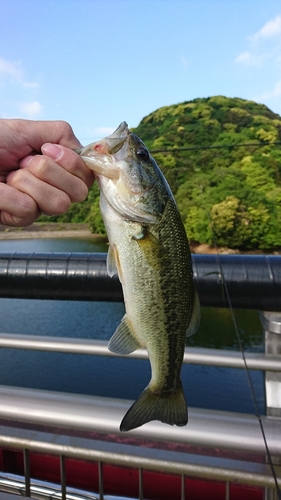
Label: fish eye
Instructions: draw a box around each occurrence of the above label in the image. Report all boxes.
[136,147,149,160]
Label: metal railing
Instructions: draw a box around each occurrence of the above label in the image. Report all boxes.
[0,253,280,310]
[0,253,280,500]
[0,334,280,371]
[0,424,279,499]
[0,385,280,455]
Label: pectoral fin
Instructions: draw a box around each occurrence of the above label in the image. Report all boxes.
[186,291,201,337]
[133,227,166,270]
[107,245,117,277]
[108,314,142,354]
[107,244,123,281]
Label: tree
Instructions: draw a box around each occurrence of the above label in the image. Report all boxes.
[43,96,281,250]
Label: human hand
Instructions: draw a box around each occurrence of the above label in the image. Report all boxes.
[0,119,94,226]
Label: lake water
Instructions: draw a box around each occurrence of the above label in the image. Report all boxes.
[0,237,265,415]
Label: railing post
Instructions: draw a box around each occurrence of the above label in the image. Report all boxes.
[98,461,104,500]
[260,312,281,418]
[260,312,281,500]
[23,448,30,497]
[60,454,66,500]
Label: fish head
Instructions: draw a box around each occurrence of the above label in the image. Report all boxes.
[79,123,171,224]
[78,121,129,179]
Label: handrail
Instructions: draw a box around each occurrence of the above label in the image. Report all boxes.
[0,254,280,496]
[0,473,97,500]
[0,335,280,371]
[0,425,280,490]
[0,424,280,490]
[0,252,280,310]
[0,386,280,457]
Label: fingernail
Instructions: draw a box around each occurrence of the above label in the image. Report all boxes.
[41,143,64,161]
[19,155,34,168]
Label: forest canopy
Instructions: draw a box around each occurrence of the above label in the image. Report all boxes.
[42,96,281,250]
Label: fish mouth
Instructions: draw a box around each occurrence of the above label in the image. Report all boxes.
[107,121,129,142]
[79,121,130,157]
[104,121,130,154]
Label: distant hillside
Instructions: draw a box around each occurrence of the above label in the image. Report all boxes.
[42,96,281,250]
[132,96,281,250]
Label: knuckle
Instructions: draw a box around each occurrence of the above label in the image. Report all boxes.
[23,195,36,211]
[55,120,75,141]
[64,160,77,175]
[17,195,38,223]
[71,182,89,203]
[31,156,52,178]
[61,151,83,174]
[20,195,37,215]
[50,193,71,215]
[7,169,28,188]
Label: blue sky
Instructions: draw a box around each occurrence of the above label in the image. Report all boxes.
[1,0,281,143]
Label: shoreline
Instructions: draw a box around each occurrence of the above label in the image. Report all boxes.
[0,230,95,240]
[0,223,97,240]
[0,231,94,240]
[0,223,279,254]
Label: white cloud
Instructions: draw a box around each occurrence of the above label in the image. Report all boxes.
[0,56,39,88]
[0,56,42,118]
[257,80,281,100]
[249,14,281,42]
[23,81,40,89]
[95,127,116,136]
[80,126,116,143]
[18,101,42,117]
[0,56,22,80]
[181,56,190,70]
[234,51,264,66]
[234,15,281,68]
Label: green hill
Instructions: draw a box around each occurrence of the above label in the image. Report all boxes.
[43,96,281,250]
[132,96,281,250]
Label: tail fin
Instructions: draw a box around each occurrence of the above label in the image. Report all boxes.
[120,381,188,432]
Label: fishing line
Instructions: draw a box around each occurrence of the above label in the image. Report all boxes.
[150,140,281,154]
[150,133,281,491]
[211,233,281,499]
[148,127,281,491]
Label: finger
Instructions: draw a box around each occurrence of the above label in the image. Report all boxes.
[19,155,35,169]
[7,168,71,216]
[23,120,83,151]
[41,143,95,188]
[0,182,40,227]
[0,120,83,171]
[19,154,90,203]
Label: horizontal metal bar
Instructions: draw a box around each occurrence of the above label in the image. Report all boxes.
[0,472,99,499]
[0,386,280,457]
[0,493,30,500]
[0,252,280,310]
[183,346,281,371]
[0,424,280,489]
[0,335,280,372]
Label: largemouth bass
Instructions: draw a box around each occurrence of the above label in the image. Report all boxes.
[78,122,200,432]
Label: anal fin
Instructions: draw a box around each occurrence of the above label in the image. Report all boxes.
[108,314,142,355]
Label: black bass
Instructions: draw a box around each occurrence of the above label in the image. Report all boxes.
[78,122,200,432]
